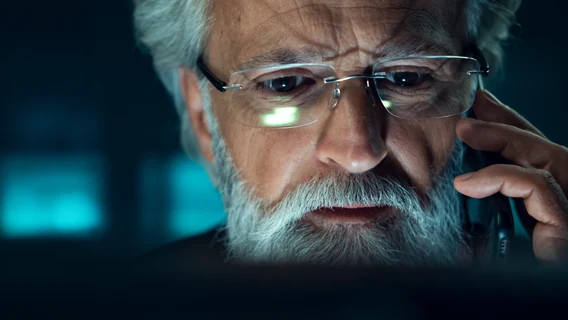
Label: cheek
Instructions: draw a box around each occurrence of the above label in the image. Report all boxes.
[216,109,312,201]
[211,94,312,201]
[429,117,461,170]
[385,116,458,194]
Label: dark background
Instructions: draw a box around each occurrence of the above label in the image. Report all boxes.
[1,0,567,258]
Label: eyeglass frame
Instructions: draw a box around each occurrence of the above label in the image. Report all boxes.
[196,43,489,94]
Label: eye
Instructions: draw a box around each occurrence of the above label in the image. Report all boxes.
[386,72,426,87]
[261,76,313,93]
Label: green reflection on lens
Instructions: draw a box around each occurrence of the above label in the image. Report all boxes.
[382,100,393,109]
[261,107,299,127]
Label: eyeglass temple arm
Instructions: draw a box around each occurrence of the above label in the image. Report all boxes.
[197,56,228,92]
[468,44,490,77]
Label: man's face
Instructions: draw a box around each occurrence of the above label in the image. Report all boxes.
[195,0,472,265]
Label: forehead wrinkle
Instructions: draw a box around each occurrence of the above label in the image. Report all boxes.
[232,21,340,72]
[231,5,341,71]
[225,1,458,73]
[247,3,410,45]
[369,6,456,59]
[402,6,454,49]
[232,5,398,70]
[253,2,410,29]
[374,39,454,61]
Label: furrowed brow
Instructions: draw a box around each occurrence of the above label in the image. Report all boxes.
[233,39,454,72]
[233,48,324,72]
[374,40,455,61]
[371,6,457,60]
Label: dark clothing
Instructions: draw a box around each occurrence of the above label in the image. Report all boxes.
[141,229,227,268]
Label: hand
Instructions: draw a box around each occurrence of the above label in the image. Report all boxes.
[454,90,568,266]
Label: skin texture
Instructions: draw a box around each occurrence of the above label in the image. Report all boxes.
[181,0,568,265]
[191,0,467,204]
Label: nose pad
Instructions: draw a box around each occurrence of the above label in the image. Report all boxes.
[365,79,376,107]
[328,80,377,110]
[328,83,341,110]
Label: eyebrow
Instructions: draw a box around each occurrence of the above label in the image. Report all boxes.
[233,48,324,71]
[375,40,455,60]
[233,40,454,72]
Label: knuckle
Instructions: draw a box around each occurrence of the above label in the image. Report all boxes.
[503,139,519,158]
[534,168,555,186]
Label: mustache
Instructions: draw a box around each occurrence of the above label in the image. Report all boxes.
[264,171,425,221]
[244,171,431,249]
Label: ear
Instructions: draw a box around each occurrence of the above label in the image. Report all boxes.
[179,68,215,165]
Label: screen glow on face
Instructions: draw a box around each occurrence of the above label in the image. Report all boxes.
[260,106,300,127]
[224,57,480,127]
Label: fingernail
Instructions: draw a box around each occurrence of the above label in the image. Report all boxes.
[456,173,474,181]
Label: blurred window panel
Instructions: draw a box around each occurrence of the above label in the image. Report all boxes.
[167,155,225,238]
[139,155,225,248]
[0,154,105,238]
[139,156,167,247]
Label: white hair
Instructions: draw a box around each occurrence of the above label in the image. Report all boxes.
[133,0,212,168]
[133,0,522,173]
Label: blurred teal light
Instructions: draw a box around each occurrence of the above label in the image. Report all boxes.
[168,156,225,237]
[1,154,104,238]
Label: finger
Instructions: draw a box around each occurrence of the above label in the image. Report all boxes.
[533,223,568,264]
[454,165,568,263]
[456,118,568,193]
[472,90,547,139]
[454,164,568,226]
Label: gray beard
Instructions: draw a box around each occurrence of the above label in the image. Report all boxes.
[202,84,469,267]
[210,129,469,267]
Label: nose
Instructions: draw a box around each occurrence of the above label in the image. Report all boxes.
[316,83,387,174]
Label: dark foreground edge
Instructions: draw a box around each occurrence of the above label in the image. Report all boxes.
[0,240,566,319]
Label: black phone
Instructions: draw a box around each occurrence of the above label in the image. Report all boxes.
[464,106,534,266]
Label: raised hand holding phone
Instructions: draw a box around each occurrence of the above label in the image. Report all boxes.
[454,90,568,266]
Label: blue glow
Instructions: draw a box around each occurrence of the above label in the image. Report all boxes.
[139,157,164,236]
[168,156,225,237]
[0,154,104,238]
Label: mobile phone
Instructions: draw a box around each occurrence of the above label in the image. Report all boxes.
[464,106,518,265]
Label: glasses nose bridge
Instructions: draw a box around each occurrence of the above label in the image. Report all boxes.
[325,74,383,110]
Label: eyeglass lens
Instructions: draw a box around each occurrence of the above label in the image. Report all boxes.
[226,57,480,128]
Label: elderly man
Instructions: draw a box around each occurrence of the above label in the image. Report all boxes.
[133,0,568,267]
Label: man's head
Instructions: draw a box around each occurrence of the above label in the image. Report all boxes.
[134,0,521,266]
